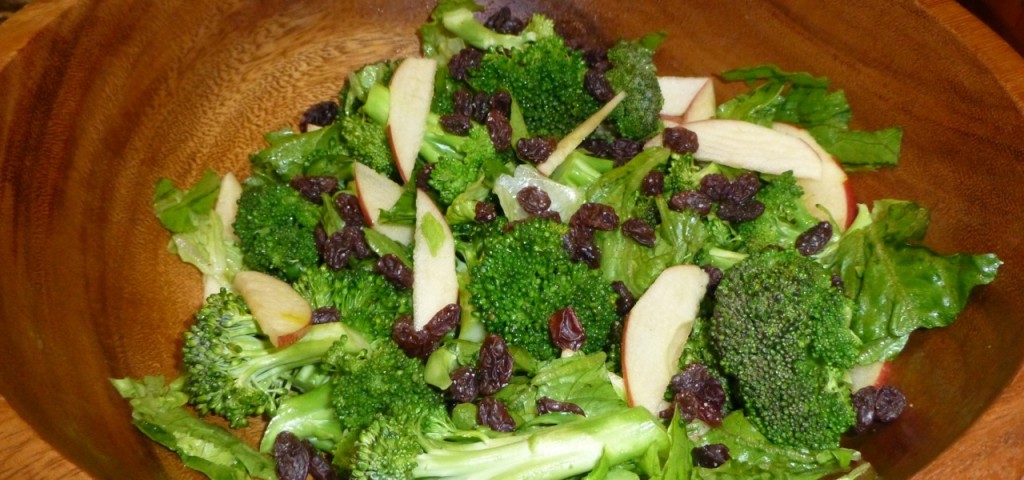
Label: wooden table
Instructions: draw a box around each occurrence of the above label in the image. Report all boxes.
[0,1,1022,479]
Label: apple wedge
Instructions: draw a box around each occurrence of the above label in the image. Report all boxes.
[353,162,414,245]
[233,270,313,347]
[622,264,709,415]
[850,361,892,392]
[682,119,823,179]
[771,123,854,230]
[412,189,458,330]
[658,76,715,122]
[387,57,437,184]
[537,91,626,176]
[214,171,243,242]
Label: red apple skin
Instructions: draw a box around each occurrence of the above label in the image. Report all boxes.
[274,325,312,349]
[873,361,893,388]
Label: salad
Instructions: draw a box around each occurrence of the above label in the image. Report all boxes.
[113,1,1002,479]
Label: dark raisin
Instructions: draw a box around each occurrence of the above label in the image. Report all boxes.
[426,304,462,339]
[536,396,585,416]
[571,203,619,231]
[549,307,586,352]
[475,201,497,223]
[314,225,329,253]
[290,176,339,204]
[662,127,699,154]
[375,254,413,289]
[702,265,724,296]
[852,386,877,433]
[391,315,434,359]
[471,92,492,124]
[583,48,610,72]
[273,432,310,480]
[611,281,636,315]
[417,162,436,191]
[440,113,473,136]
[670,364,714,394]
[580,138,613,158]
[489,90,513,118]
[453,89,474,117]
[570,241,601,269]
[516,186,552,216]
[449,366,480,403]
[668,191,713,216]
[311,307,340,325]
[874,385,907,423]
[668,364,726,426]
[641,170,665,196]
[478,334,514,396]
[334,193,365,227]
[516,137,558,165]
[486,109,513,152]
[692,444,730,469]
[725,172,761,204]
[716,200,765,222]
[585,69,615,103]
[484,6,525,35]
[622,218,656,247]
[832,273,845,290]
[308,452,338,480]
[795,221,834,256]
[448,48,484,81]
[699,174,731,201]
[299,101,338,133]
[320,224,373,270]
[477,396,516,432]
[609,138,644,166]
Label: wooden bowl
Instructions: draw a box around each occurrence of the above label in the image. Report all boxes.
[1,1,1022,478]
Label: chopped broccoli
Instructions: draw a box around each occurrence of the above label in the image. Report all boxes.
[232,183,323,281]
[293,261,413,341]
[332,113,396,179]
[605,38,664,140]
[181,290,368,427]
[425,121,505,205]
[465,217,621,360]
[709,248,860,450]
[733,172,833,254]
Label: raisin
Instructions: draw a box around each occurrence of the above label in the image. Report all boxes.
[334,193,365,227]
[580,138,613,158]
[536,396,585,416]
[516,186,552,216]
[290,176,339,204]
[611,281,636,315]
[477,397,516,432]
[471,92,492,124]
[549,307,586,352]
[662,127,699,154]
[622,218,656,247]
[391,309,457,360]
[478,334,514,395]
[440,113,473,136]
[670,364,714,394]
[484,6,525,35]
[489,90,513,118]
[702,265,724,296]
[448,48,483,81]
[583,48,610,72]
[795,221,833,256]
[299,101,338,133]
[486,109,513,152]
[375,254,413,289]
[716,200,765,222]
[699,174,731,201]
[571,203,619,231]
[311,307,340,325]
[668,191,713,216]
[417,163,436,191]
[668,364,726,426]
[692,444,731,469]
[608,138,644,166]
[585,69,615,103]
[273,432,310,480]
[449,366,480,403]
[320,225,373,270]
[832,272,845,290]
[641,170,665,196]
[453,89,474,117]
[516,137,558,165]
[570,241,601,269]
[309,453,338,480]
[475,201,497,223]
[852,386,877,433]
[874,385,907,423]
[725,172,761,204]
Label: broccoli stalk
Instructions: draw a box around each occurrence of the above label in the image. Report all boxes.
[259,383,349,454]
[182,291,369,428]
[549,149,616,190]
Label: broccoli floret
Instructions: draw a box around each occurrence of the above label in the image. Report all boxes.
[467,35,600,138]
[734,172,833,253]
[325,338,445,434]
[425,122,500,205]
[233,183,323,281]
[605,39,664,140]
[293,261,413,341]
[466,218,620,360]
[333,113,396,179]
[350,403,666,479]
[181,291,369,427]
[709,248,860,450]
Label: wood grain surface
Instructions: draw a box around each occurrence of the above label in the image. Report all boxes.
[0,0,1022,479]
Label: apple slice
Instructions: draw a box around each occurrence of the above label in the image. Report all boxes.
[412,190,458,330]
[537,91,626,176]
[622,264,709,415]
[387,57,437,184]
[353,162,414,245]
[233,270,313,347]
[658,76,715,122]
[850,361,892,392]
[682,119,823,179]
[771,123,854,230]
[214,171,243,242]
